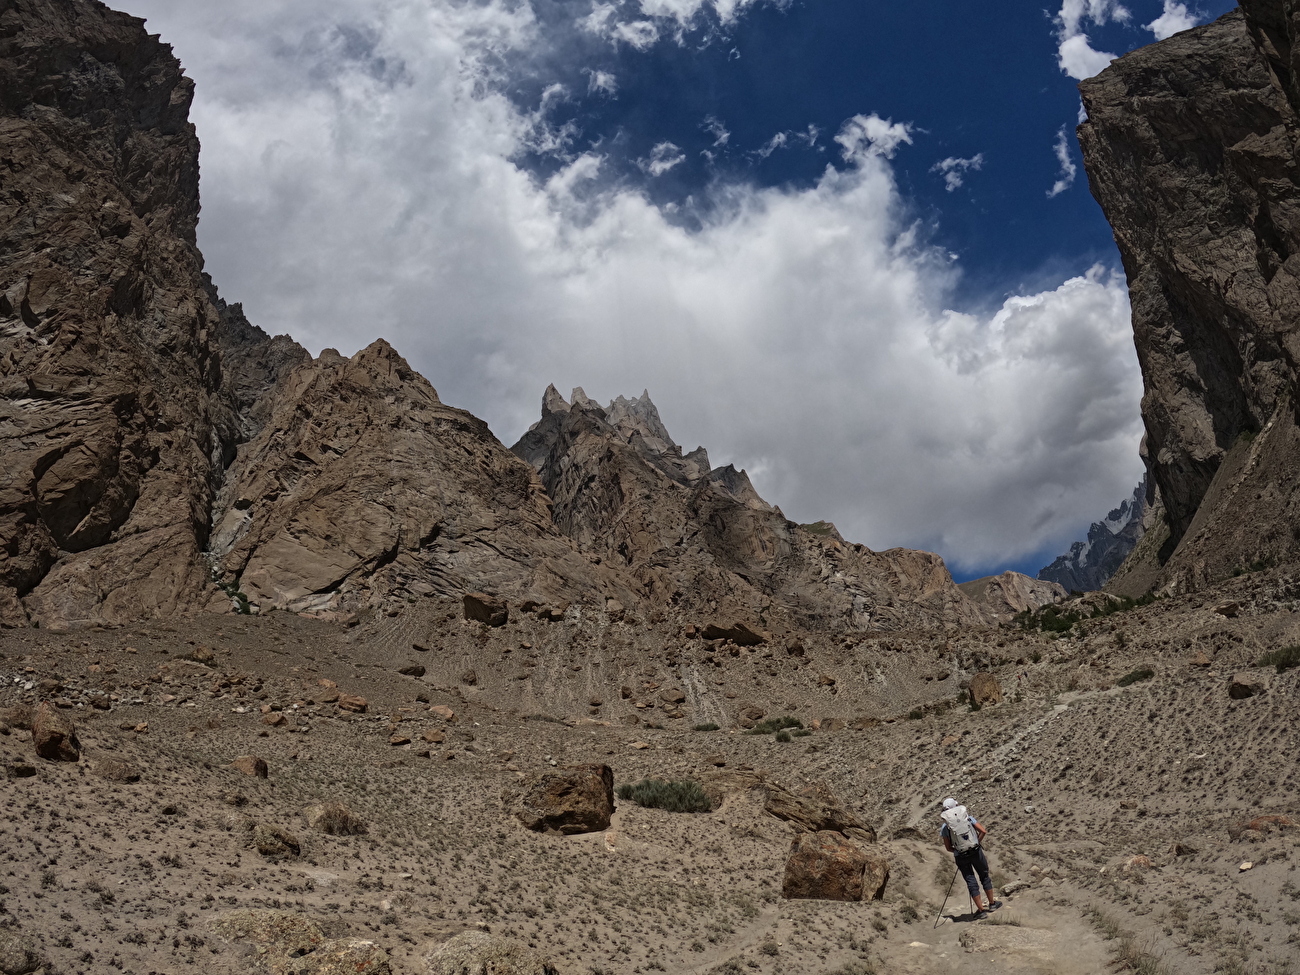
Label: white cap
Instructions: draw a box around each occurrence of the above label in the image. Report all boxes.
[942,797,958,809]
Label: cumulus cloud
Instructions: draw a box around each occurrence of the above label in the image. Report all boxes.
[126,0,1143,573]
[1047,128,1079,198]
[1054,0,1128,80]
[1146,0,1198,40]
[931,154,984,192]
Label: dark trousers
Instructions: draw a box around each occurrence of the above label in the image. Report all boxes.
[955,847,992,899]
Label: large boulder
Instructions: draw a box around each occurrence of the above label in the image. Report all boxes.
[232,755,269,778]
[701,622,769,646]
[210,909,389,975]
[463,592,508,626]
[763,783,876,843]
[969,673,1003,706]
[253,823,301,860]
[781,830,889,902]
[515,764,614,834]
[303,803,367,836]
[1229,674,1265,700]
[425,931,558,975]
[31,701,79,762]
[0,929,44,975]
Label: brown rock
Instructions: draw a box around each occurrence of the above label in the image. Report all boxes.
[398,664,426,678]
[460,669,478,686]
[605,598,626,621]
[1189,652,1212,667]
[763,782,876,843]
[425,931,557,975]
[659,688,686,704]
[969,672,1003,706]
[1229,674,1264,699]
[0,929,44,975]
[6,764,36,779]
[422,729,446,744]
[338,694,368,714]
[1214,601,1242,618]
[702,622,770,646]
[515,763,615,834]
[252,823,301,859]
[304,803,367,836]
[389,735,411,747]
[95,759,142,783]
[781,830,888,901]
[232,755,270,778]
[464,592,508,626]
[620,685,633,699]
[430,705,455,721]
[263,713,287,727]
[31,701,79,762]
[0,706,32,731]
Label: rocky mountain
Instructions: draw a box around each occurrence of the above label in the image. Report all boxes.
[512,387,985,632]
[1036,477,1149,593]
[0,0,983,635]
[958,571,1065,619]
[1079,0,1300,594]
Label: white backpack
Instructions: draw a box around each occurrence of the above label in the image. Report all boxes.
[942,805,980,852]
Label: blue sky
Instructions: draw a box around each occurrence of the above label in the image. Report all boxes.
[129,0,1237,581]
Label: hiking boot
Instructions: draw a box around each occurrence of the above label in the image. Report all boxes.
[989,900,1003,911]
[973,909,988,920]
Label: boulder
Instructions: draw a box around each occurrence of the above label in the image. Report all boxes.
[460,669,478,686]
[95,758,142,783]
[781,830,888,901]
[304,803,367,836]
[605,598,625,621]
[398,664,426,678]
[515,764,614,834]
[763,782,876,843]
[6,764,36,779]
[464,592,508,627]
[0,707,31,731]
[338,694,368,713]
[425,931,558,975]
[211,909,390,974]
[430,705,455,721]
[1229,674,1265,699]
[659,688,686,705]
[969,672,1003,706]
[701,622,769,646]
[232,755,270,778]
[253,823,301,859]
[0,929,44,975]
[31,701,79,761]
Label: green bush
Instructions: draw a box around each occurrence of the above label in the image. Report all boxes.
[1116,668,1154,687]
[907,708,923,720]
[616,778,712,813]
[775,731,792,743]
[746,716,803,735]
[691,722,720,731]
[1259,645,1300,673]
[792,728,813,737]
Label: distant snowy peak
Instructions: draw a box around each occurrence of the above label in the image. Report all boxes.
[1038,476,1149,593]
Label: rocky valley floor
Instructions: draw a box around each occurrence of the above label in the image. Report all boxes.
[0,568,1298,975]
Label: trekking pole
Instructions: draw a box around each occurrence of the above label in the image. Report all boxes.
[933,867,959,929]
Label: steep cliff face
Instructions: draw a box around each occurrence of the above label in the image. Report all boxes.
[1038,478,1148,593]
[513,387,986,632]
[0,0,231,627]
[1079,1,1300,592]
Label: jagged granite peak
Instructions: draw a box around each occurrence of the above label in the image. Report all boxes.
[512,389,987,631]
[208,340,642,616]
[1038,477,1149,593]
[1079,0,1300,592]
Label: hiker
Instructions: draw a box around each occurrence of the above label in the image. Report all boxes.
[940,796,1001,918]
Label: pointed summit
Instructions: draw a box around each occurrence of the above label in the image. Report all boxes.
[605,390,677,449]
[542,384,570,417]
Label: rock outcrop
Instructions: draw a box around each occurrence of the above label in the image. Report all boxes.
[780,830,888,902]
[1037,479,1149,593]
[959,571,1065,618]
[514,763,615,834]
[1079,2,1300,592]
[512,387,986,632]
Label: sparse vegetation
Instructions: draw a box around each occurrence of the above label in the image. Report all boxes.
[745,716,803,735]
[616,778,713,813]
[1259,645,1300,673]
[691,722,721,731]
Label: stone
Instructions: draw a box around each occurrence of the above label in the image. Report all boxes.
[303,803,367,836]
[422,729,445,744]
[95,759,142,783]
[969,673,1003,706]
[211,909,390,974]
[263,713,287,727]
[232,755,270,778]
[389,735,411,746]
[515,763,615,834]
[460,669,478,686]
[763,782,877,843]
[424,931,558,975]
[0,707,31,732]
[0,929,44,975]
[1189,652,1212,667]
[702,622,770,646]
[398,664,426,678]
[31,701,79,762]
[338,695,368,713]
[253,823,301,859]
[605,598,625,621]
[1214,601,1242,618]
[464,592,508,627]
[6,764,36,780]
[1229,674,1264,700]
[430,705,455,721]
[659,688,686,704]
[781,830,888,901]
[1000,880,1031,895]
